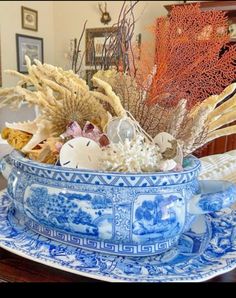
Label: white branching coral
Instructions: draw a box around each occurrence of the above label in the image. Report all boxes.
[99,135,162,172]
[0,56,110,152]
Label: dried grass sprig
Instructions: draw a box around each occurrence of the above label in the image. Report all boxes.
[180,83,236,155]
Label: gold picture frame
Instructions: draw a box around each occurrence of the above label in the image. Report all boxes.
[85,27,117,66]
[21,6,38,32]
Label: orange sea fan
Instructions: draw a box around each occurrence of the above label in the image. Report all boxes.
[130,41,156,91]
[144,3,236,107]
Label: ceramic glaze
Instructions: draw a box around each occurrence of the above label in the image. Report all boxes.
[1,150,236,256]
[1,190,236,282]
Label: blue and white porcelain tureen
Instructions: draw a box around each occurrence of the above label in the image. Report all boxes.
[1,150,236,257]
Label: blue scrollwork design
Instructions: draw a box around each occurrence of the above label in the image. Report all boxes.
[1,189,236,282]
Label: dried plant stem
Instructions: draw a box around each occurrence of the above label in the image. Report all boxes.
[75,20,87,73]
[168,98,187,137]
[100,1,138,74]
[209,93,236,121]
[207,125,236,143]
[209,109,236,132]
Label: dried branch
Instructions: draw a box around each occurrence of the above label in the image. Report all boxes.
[68,20,87,74]
[100,1,139,75]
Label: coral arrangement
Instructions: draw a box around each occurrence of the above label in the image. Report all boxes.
[138,4,236,107]
[1,2,236,173]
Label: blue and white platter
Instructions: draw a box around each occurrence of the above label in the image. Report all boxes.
[1,189,236,282]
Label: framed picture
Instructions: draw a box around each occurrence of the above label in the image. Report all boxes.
[16,34,44,73]
[21,6,38,31]
[85,69,98,89]
[85,27,117,66]
[229,22,236,41]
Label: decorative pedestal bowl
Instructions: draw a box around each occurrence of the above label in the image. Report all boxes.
[1,150,236,257]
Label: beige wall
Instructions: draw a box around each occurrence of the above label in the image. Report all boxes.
[53,1,178,73]
[0,1,55,129]
[0,1,55,87]
[0,1,178,130]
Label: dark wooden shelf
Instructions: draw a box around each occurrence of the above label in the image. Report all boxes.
[165,1,236,43]
[0,248,93,282]
[165,1,236,14]
[0,245,236,282]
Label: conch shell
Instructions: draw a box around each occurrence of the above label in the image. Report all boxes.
[5,116,54,153]
[27,137,61,164]
[1,127,32,150]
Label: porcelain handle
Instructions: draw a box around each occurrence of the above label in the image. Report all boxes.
[0,154,13,180]
[188,180,236,214]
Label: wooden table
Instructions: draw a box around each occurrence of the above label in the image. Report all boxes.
[0,174,236,282]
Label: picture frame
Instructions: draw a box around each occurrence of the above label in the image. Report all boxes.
[85,27,117,66]
[16,34,44,73]
[21,6,38,31]
[229,22,236,42]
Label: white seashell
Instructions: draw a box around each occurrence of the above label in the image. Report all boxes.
[154,132,183,165]
[5,116,54,153]
[159,159,177,172]
[154,132,174,153]
[22,121,53,153]
[5,120,38,134]
[59,137,102,170]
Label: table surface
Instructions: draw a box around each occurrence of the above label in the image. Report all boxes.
[0,174,236,282]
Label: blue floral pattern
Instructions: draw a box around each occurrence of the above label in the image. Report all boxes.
[1,151,236,256]
[199,185,236,212]
[132,194,185,243]
[1,190,236,282]
[24,186,113,239]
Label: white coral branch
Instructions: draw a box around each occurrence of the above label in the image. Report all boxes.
[100,135,162,172]
[92,76,126,117]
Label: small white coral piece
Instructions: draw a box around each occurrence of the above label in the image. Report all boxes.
[100,135,162,173]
